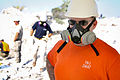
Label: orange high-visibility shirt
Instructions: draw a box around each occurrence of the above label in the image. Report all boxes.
[47,38,120,80]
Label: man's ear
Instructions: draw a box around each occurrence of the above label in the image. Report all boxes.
[92,20,97,29]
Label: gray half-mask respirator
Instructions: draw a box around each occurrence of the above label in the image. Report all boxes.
[69,17,96,46]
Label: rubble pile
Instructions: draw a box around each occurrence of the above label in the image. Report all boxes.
[0,7,120,80]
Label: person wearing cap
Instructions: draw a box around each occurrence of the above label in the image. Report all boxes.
[46,0,120,80]
[13,20,23,63]
[0,39,10,58]
[30,15,53,70]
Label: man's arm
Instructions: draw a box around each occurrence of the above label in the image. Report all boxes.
[30,22,38,36]
[14,32,19,42]
[108,55,120,80]
[30,29,34,36]
[48,33,53,37]
[46,57,55,80]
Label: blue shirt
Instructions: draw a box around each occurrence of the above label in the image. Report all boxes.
[32,21,53,39]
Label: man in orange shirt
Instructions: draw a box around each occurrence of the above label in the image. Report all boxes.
[46,0,120,80]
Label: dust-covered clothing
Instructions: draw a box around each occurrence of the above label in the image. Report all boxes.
[13,24,23,63]
[13,41,22,63]
[32,38,47,68]
[14,25,23,41]
[32,21,53,68]
[47,38,120,80]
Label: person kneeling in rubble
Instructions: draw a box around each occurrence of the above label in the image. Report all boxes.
[0,39,10,58]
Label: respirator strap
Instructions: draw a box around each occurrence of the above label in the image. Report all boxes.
[79,17,96,35]
[86,17,96,31]
[90,44,99,56]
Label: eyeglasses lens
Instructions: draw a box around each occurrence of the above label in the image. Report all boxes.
[68,20,76,25]
[79,20,88,26]
[68,20,88,26]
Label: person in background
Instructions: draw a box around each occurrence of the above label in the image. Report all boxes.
[13,20,23,63]
[30,15,53,71]
[46,0,120,80]
[0,39,10,58]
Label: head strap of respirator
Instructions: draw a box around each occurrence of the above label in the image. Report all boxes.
[71,17,96,46]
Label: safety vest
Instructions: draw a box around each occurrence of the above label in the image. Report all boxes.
[0,41,10,52]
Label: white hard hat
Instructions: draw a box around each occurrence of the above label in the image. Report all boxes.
[40,16,47,21]
[66,0,99,18]
[12,17,20,22]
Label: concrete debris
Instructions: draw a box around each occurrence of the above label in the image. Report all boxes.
[0,7,120,80]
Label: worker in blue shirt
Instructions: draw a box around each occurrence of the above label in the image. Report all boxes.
[30,15,53,71]
[31,21,53,39]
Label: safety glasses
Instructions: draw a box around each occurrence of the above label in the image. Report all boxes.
[68,17,96,27]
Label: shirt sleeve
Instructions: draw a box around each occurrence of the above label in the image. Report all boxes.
[47,40,65,67]
[108,55,120,80]
[46,23,53,33]
[32,22,38,30]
